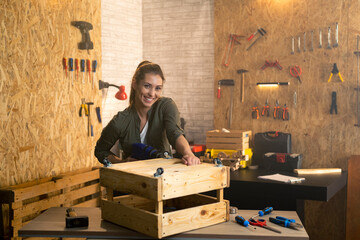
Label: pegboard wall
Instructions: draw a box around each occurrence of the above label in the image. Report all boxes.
[214,1,356,239]
[0,0,102,188]
[214,0,360,169]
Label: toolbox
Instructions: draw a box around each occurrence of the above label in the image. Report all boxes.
[202,148,253,169]
[206,130,252,150]
[262,153,303,172]
[100,158,230,239]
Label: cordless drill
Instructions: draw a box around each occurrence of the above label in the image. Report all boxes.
[71,21,94,51]
[131,143,170,160]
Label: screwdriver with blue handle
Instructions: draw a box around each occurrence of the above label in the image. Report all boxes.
[80,59,85,84]
[270,216,303,229]
[235,216,255,230]
[250,207,273,219]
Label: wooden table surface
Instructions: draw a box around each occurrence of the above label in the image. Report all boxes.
[19,207,309,240]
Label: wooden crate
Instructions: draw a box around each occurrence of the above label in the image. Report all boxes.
[100,158,230,239]
[206,130,252,150]
[0,167,102,240]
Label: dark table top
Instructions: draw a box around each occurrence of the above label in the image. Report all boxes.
[229,169,347,201]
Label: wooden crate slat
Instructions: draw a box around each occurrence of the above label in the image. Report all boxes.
[206,130,252,138]
[100,168,161,201]
[206,142,249,150]
[102,198,160,238]
[162,201,228,237]
[74,197,100,207]
[112,195,155,212]
[111,158,182,172]
[162,166,229,200]
[206,137,249,143]
[13,169,99,202]
[12,183,100,221]
[119,162,186,177]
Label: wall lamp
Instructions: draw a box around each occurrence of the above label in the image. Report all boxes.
[256,82,290,87]
[98,80,127,100]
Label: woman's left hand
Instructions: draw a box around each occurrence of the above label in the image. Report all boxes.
[182,154,201,166]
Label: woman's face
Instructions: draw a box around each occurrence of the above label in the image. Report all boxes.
[133,73,163,109]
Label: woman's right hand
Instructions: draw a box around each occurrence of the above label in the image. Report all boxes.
[107,155,123,164]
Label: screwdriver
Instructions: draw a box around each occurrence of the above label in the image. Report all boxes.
[235,216,256,230]
[86,59,91,84]
[68,58,74,86]
[62,57,68,81]
[269,217,302,230]
[80,59,85,84]
[75,58,79,82]
[250,207,273,219]
[92,60,97,89]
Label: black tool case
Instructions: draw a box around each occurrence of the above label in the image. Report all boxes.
[262,152,302,172]
[252,131,292,166]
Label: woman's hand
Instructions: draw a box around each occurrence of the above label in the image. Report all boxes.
[182,154,201,166]
[107,155,123,164]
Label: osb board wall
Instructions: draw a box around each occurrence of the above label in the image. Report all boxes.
[0,0,102,188]
[214,0,356,239]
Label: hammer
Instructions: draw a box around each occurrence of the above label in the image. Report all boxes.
[237,69,248,103]
[65,208,89,228]
[86,102,94,137]
[217,79,235,129]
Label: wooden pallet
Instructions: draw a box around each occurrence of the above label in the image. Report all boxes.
[206,130,252,150]
[100,158,230,239]
[0,167,101,240]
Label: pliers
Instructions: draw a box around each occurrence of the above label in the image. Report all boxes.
[328,63,344,82]
[252,103,259,119]
[273,100,281,119]
[282,104,289,120]
[262,99,270,117]
[79,98,89,117]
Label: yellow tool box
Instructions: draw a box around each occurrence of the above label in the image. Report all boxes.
[201,148,253,170]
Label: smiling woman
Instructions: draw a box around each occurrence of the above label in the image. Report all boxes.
[94,61,200,166]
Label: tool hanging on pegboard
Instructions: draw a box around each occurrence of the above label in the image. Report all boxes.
[247,28,266,51]
[222,34,243,67]
[354,35,360,127]
[217,79,235,129]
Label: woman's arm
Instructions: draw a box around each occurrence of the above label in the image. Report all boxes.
[175,135,200,166]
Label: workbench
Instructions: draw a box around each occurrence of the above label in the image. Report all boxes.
[225,169,347,222]
[19,207,309,239]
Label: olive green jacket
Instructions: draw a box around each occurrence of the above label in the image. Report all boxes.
[94,97,184,163]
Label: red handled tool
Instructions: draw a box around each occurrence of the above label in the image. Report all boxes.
[252,104,259,120]
[222,34,243,67]
[262,99,270,117]
[282,104,289,120]
[290,65,302,84]
[80,59,85,84]
[273,100,281,119]
[75,58,79,82]
[249,218,281,233]
[62,57,68,80]
[86,59,91,84]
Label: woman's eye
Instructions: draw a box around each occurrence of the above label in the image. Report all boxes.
[156,86,162,91]
[144,84,151,89]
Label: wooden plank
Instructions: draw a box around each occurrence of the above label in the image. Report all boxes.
[166,194,218,210]
[346,155,360,240]
[12,183,100,221]
[161,201,228,238]
[112,195,155,212]
[217,189,224,202]
[74,198,100,207]
[206,130,252,138]
[13,169,99,202]
[162,165,229,200]
[155,201,163,214]
[101,199,159,238]
[119,162,186,177]
[206,137,249,143]
[100,168,161,201]
[206,142,249,150]
[111,158,182,172]
[106,187,113,201]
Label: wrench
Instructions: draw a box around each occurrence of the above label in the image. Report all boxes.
[291,37,294,54]
[303,32,306,52]
[333,22,339,47]
[327,26,332,49]
[310,31,314,51]
[297,36,301,52]
[319,29,322,48]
